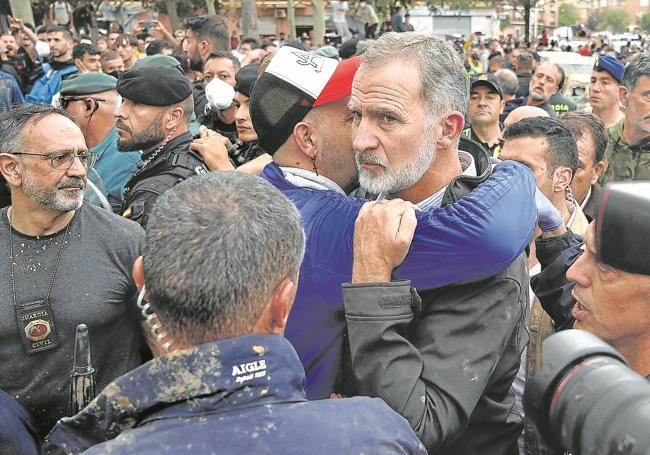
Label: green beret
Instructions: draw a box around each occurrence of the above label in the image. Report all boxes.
[60,72,117,96]
[116,56,192,106]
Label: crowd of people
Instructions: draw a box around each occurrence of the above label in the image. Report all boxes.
[0,6,649,455]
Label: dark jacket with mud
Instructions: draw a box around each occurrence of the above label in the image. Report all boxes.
[44,333,427,455]
[343,143,530,455]
[121,132,207,228]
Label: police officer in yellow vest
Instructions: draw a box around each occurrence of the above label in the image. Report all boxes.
[463,72,504,157]
[600,55,650,183]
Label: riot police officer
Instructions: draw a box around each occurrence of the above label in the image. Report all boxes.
[116,55,207,228]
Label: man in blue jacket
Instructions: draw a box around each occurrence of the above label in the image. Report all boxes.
[246,42,539,400]
[44,172,427,455]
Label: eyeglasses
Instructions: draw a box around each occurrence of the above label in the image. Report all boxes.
[10,151,98,170]
[60,96,107,110]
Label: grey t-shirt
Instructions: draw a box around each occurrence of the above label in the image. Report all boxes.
[0,203,145,437]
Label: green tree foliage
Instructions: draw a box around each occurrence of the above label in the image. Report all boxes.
[598,8,629,33]
[558,3,578,27]
[640,12,650,34]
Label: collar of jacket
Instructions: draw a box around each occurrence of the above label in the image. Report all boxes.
[440,136,492,206]
[141,131,194,163]
[46,333,307,450]
[608,118,650,154]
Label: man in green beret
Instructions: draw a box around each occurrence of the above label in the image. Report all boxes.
[115,55,208,228]
[60,72,141,213]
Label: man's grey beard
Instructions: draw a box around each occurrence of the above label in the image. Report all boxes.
[528,88,547,103]
[22,170,85,212]
[355,139,435,195]
[117,112,166,152]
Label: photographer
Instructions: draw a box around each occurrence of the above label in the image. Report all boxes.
[531,182,650,376]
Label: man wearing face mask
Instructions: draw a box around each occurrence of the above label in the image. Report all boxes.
[60,73,141,213]
[192,63,271,173]
[116,55,208,228]
[100,50,125,79]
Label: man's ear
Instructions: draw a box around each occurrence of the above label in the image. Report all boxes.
[165,106,185,131]
[435,111,465,150]
[252,277,297,336]
[592,160,606,185]
[132,256,145,293]
[619,85,628,108]
[554,166,572,192]
[0,154,21,187]
[292,122,317,159]
[199,39,212,59]
[499,99,505,115]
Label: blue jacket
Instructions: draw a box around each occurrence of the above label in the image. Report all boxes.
[45,334,426,455]
[0,71,24,111]
[260,159,537,398]
[91,128,141,213]
[0,389,40,455]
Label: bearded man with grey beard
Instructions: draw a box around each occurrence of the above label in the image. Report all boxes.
[0,103,146,442]
[343,32,532,454]
[116,55,207,228]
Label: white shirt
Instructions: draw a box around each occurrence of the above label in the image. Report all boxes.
[331,1,349,23]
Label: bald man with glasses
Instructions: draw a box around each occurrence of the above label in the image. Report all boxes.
[0,104,146,440]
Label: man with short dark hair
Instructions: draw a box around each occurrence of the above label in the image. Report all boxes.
[45,171,428,455]
[116,55,207,228]
[589,55,624,128]
[26,26,77,104]
[145,39,174,56]
[99,50,124,79]
[464,72,505,157]
[72,43,100,72]
[561,111,607,222]
[515,51,533,98]
[183,17,231,130]
[197,51,241,132]
[488,50,504,73]
[0,103,145,439]
[60,72,141,212]
[183,15,230,70]
[203,51,240,87]
[239,36,259,54]
[600,55,650,183]
[499,116,588,455]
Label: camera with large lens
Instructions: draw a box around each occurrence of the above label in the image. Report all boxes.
[524,329,650,455]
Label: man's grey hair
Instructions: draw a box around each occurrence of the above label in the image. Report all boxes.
[0,104,75,155]
[496,69,519,97]
[361,32,469,119]
[621,54,650,91]
[143,172,306,344]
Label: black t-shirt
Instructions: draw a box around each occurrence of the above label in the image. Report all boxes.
[0,204,145,437]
